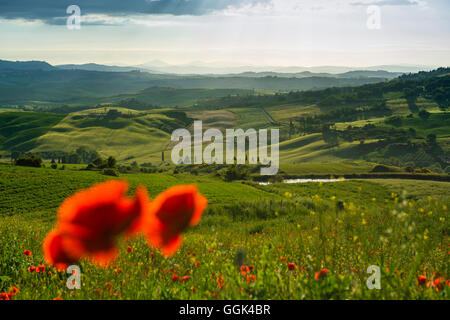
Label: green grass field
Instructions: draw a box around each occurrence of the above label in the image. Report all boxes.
[265,104,322,123]
[0,164,448,300]
[0,112,65,151]
[29,108,190,164]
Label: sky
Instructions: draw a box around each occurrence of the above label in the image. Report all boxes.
[0,0,448,67]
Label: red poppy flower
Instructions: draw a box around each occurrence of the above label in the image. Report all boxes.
[287,263,297,271]
[53,297,63,300]
[418,275,427,285]
[142,185,207,256]
[314,269,329,280]
[42,230,76,271]
[0,293,10,300]
[126,246,133,253]
[23,250,31,257]
[241,265,251,276]
[43,181,150,268]
[428,278,444,292]
[36,265,46,273]
[9,287,19,295]
[180,275,190,282]
[28,265,36,273]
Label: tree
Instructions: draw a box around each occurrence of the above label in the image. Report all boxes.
[426,134,437,146]
[92,157,105,168]
[322,124,339,147]
[15,155,42,168]
[418,110,431,121]
[107,156,117,168]
[403,87,421,113]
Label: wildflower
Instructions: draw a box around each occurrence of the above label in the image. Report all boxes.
[23,250,31,257]
[28,265,36,273]
[142,185,207,257]
[36,265,46,273]
[53,297,63,300]
[216,275,224,289]
[0,293,11,300]
[287,263,297,271]
[246,275,256,283]
[43,181,150,269]
[427,278,444,292]
[180,275,190,282]
[314,269,329,280]
[417,275,427,285]
[126,246,133,253]
[172,274,179,281]
[8,287,19,296]
[42,230,77,271]
[241,265,250,276]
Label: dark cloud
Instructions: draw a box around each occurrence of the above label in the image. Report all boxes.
[0,0,271,23]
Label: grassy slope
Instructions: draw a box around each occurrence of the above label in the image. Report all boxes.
[0,165,272,217]
[102,88,254,108]
[228,108,274,130]
[0,165,448,300]
[30,108,186,164]
[265,104,322,123]
[0,112,65,151]
[370,179,450,198]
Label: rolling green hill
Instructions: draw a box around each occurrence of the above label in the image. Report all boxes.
[29,108,192,164]
[0,112,65,151]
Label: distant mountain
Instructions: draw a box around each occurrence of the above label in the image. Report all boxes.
[220,70,401,79]
[136,61,434,75]
[0,68,389,105]
[336,70,403,79]
[56,63,154,73]
[0,60,55,71]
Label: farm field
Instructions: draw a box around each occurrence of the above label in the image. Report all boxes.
[0,164,448,300]
[265,104,322,123]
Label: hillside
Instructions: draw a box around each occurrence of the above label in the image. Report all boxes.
[28,108,192,164]
[0,112,65,152]
[0,66,394,107]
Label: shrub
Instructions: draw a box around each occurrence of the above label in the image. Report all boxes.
[14,156,42,168]
[102,168,119,177]
[414,168,432,174]
[371,164,397,173]
[223,165,250,182]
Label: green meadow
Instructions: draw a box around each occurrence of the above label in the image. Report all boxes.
[0,68,448,300]
[0,164,448,300]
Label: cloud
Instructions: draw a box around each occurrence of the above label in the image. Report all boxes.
[0,0,271,24]
[350,0,423,6]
